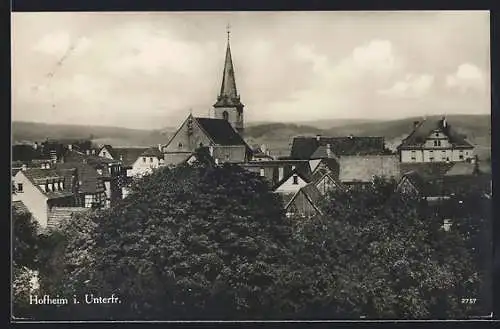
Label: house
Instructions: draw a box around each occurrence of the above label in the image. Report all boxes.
[337,155,400,186]
[129,146,165,177]
[163,115,252,166]
[54,162,107,208]
[273,164,313,194]
[290,135,390,160]
[12,168,79,228]
[62,150,123,207]
[283,183,324,219]
[397,117,475,163]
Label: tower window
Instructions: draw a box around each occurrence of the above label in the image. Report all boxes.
[222,111,229,121]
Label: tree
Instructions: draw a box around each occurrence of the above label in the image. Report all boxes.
[288,178,479,319]
[12,208,41,318]
[39,163,300,320]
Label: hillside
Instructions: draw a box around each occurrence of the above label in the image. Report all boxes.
[12,114,490,159]
[12,122,173,147]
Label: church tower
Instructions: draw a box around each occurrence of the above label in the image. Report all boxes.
[213,25,245,135]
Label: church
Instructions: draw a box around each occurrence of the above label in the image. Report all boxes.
[162,29,252,165]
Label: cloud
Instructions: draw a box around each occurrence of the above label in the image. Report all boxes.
[108,26,217,76]
[378,74,435,98]
[446,63,485,91]
[33,31,72,57]
[261,39,402,121]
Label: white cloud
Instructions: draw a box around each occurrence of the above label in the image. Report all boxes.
[378,74,435,98]
[33,31,71,57]
[108,27,217,76]
[446,63,485,91]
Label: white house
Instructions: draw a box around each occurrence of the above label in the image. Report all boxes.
[397,117,475,163]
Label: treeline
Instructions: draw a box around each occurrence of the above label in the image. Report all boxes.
[12,163,491,320]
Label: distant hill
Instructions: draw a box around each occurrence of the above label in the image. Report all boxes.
[13,114,490,159]
[12,121,173,147]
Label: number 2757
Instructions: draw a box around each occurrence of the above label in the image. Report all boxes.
[461,298,477,304]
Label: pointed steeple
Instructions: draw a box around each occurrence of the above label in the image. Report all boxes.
[219,38,238,99]
[214,24,243,108]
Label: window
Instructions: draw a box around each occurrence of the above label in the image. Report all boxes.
[442,219,452,232]
[429,157,434,162]
[260,168,265,177]
[178,142,183,148]
[411,150,416,161]
[103,151,106,156]
[435,133,439,137]
[222,111,229,121]
[292,175,299,185]
[149,157,153,163]
[17,183,23,193]
[142,157,146,163]
[459,150,464,160]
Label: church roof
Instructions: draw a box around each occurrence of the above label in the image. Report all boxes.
[195,117,250,151]
[213,36,243,108]
[398,118,474,149]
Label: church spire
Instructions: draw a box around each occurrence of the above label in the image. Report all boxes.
[218,23,239,100]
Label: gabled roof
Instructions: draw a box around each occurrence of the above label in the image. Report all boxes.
[339,155,400,183]
[398,118,474,149]
[20,168,76,199]
[290,136,387,160]
[111,148,147,167]
[194,117,249,149]
[273,163,312,190]
[285,183,324,215]
[400,171,429,195]
[141,147,163,159]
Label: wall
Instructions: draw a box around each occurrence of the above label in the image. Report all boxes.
[164,116,213,154]
[130,156,161,176]
[13,172,49,228]
[423,131,452,148]
[287,190,317,218]
[275,174,308,193]
[213,106,243,132]
[401,148,474,163]
[211,145,246,163]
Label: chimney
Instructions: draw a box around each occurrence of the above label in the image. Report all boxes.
[21,164,27,171]
[442,116,447,128]
[92,149,96,155]
[261,144,267,153]
[120,155,123,161]
[316,135,321,142]
[33,142,38,150]
[68,144,72,151]
[413,121,419,128]
[326,144,332,158]
[349,134,354,139]
[215,158,219,165]
[86,150,90,155]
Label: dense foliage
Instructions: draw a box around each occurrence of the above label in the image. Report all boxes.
[32,165,491,320]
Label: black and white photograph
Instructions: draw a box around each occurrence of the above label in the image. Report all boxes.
[11,10,493,321]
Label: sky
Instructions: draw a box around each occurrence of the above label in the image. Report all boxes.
[12,11,490,130]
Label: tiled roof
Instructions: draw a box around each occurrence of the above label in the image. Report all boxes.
[285,183,324,214]
[111,148,147,167]
[64,150,120,166]
[398,118,474,149]
[339,155,400,183]
[20,168,76,199]
[47,207,91,231]
[445,162,477,176]
[12,144,51,162]
[290,136,388,160]
[141,147,163,159]
[195,117,250,151]
[400,162,455,179]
